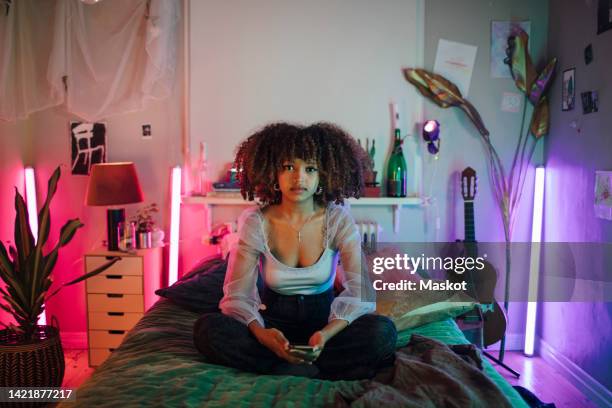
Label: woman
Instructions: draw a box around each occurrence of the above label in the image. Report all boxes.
[193,122,397,380]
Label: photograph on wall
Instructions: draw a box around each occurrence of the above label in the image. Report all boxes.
[597,0,612,34]
[561,68,575,111]
[490,20,531,78]
[581,91,599,114]
[595,171,612,220]
[70,121,107,175]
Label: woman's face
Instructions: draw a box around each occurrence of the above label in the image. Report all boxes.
[277,158,320,203]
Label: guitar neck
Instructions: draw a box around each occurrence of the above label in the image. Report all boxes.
[464,201,476,244]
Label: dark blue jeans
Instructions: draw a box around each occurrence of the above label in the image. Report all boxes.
[193,288,397,380]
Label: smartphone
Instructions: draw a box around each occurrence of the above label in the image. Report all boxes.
[288,345,318,361]
[289,345,317,353]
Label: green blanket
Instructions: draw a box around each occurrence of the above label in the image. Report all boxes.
[62,299,527,407]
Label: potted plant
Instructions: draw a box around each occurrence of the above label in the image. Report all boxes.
[131,203,158,248]
[0,166,119,388]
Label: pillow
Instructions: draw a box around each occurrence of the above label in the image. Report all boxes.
[375,280,476,330]
[155,256,228,314]
[389,292,476,331]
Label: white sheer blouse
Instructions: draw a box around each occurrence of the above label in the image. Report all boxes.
[219,203,375,327]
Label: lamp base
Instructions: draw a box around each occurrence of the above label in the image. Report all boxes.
[107,208,125,251]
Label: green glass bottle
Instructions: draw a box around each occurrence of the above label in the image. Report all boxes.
[387,129,407,197]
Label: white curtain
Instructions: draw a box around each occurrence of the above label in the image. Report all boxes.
[0,0,179,122]
[0,0,63,121]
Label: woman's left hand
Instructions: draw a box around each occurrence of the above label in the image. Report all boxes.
[305,331,326,361]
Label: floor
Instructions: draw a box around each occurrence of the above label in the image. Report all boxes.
[62,348,600,407]
[489,351,600,408]
[61,349,94,390]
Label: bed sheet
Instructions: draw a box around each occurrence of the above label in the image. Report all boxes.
[60,299,527,407]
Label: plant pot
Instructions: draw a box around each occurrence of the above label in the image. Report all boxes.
[0,326,65,389]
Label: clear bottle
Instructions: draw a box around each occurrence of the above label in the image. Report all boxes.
[197,142,208,195]
[387,129,407,197]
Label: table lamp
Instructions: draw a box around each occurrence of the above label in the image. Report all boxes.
[85,162,144,250]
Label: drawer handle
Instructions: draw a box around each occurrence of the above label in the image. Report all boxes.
[108,330,125,335]
[107,312,124,316]
[106,294,124,298]
[106,275,123,280]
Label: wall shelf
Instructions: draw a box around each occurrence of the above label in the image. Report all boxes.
[182,194,422,233]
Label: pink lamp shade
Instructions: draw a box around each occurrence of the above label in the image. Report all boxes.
[85,162,144,250]
[86,162,144,206]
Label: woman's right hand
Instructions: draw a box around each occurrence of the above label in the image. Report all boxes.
[253,327,307,364]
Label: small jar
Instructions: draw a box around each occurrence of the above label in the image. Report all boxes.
[117,222,136,251]
[137,230,152,249]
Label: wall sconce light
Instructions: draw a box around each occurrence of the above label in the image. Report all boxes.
[422,120,441,156]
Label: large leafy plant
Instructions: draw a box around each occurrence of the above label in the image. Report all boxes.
[403,29,556,361]
[0,166,118,340]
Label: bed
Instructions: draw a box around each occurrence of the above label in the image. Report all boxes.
[61,298,528,407]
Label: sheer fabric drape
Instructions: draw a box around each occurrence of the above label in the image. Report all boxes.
[0,0,61,121]
[0,0,179,122]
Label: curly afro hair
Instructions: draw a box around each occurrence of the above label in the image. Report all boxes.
[234,122,368,206]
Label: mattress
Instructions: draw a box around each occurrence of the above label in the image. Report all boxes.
[61,299,527,407]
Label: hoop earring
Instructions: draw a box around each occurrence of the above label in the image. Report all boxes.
[273,183,280,191]
[315,186,323,195]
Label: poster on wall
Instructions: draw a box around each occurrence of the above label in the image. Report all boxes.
[490,21,531,78]
[597,0,612,34]
[70,121,107,175]
[433,39,478,97]
[595,171,612,220]
[561,68,576,111]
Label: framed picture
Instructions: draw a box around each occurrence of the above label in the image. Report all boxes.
[597,0,612,34]
[561,68,575,111]
[595,171,612,220]
[70,121,107,175]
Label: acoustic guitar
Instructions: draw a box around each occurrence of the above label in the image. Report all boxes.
[453,167,507,348]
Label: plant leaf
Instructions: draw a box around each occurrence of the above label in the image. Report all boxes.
[506,29,537,94]
[37,166,61,246]
[403,68,490,137]
[28,167,60,312]
[64,257,120,286]
[403,68,463,108]
[0,303,18,318]
[0,240,15,280]
[528,58,557,105]
[45,257,120,302]
[41,251,58,280]
[2,293,29,318]
[58,219,84,247]
[0,242,28,306]
[530,96,550,138]
[14,189,34,275]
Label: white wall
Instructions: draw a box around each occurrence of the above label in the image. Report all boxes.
[189,0,423,188]
[185,0,549,349]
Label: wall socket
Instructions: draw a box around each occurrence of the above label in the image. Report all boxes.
[142,124,152,139]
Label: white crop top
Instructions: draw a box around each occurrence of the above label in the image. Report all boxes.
[219,202,376,327]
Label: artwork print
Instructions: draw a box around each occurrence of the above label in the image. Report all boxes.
[561,68,575,111]
[490,21,531,78]
[595,171,612,220]
[70,122,107,175]
[597,0,612,34]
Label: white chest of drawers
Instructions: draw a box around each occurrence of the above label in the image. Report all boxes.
[84,248,162,366]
